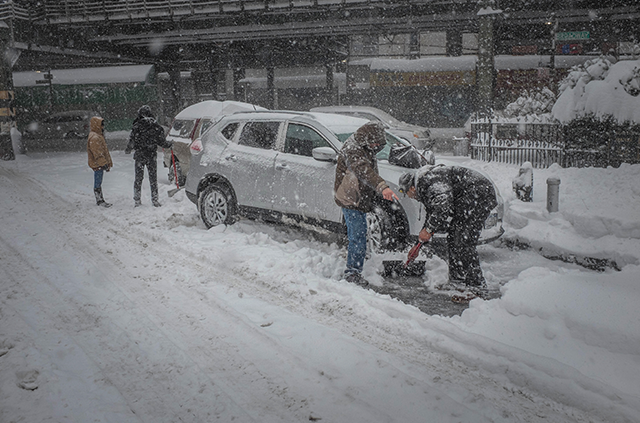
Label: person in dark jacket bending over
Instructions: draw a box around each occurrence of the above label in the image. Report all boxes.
[398,165,498,291]
[125,105,173,207]
[334,122,399,287]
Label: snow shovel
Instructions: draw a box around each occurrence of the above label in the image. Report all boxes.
[381,241,426,277]
[167,149,182,197]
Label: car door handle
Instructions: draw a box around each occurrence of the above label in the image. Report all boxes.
[225,154,237,162]
[275,163,289,170]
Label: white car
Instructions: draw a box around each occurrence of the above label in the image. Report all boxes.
[310,105,432,150]
[185,111,503,252]
[162,100,266,186]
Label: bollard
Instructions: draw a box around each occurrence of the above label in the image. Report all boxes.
[546,177,561,213]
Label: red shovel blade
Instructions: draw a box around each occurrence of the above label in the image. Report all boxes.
[404,242,423,267]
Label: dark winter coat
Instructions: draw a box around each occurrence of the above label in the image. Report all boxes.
[334,122,389,213]
[87,117,112,171]
[125,114,172,162]
[414,165,498,234]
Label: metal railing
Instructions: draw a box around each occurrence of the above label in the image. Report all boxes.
[469,121,640,168]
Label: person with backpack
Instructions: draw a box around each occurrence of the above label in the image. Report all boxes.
[125,105,173,207]
[87,116,113,208]
[334,121,399,287]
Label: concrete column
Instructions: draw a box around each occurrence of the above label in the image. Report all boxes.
[409,31,420,59]
[266,67,277,109]
[446,29,463,57]
[325,64,336,105]
[476,1,501,119]
[232,68,245,102]
[166,68,181,119]
[0,21,15,160]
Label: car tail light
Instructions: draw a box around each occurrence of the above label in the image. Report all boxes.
[190,138,203,155]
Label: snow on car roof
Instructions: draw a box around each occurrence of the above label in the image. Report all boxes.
[174,100,266,120]
[305,112,370,135]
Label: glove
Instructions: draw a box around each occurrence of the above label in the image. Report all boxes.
[125,149,131,154]
[404,241,423,267]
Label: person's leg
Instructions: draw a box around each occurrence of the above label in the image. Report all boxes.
[94,169,104,190]
[342,208,368,275]
[93,169,104,205]
[133,160,145,205]
[447,221,467,282]
[148,157,160,206]
[462,207,491,286]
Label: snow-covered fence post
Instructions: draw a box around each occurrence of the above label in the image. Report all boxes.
[546,177,561,212]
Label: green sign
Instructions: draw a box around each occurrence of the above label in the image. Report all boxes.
[556,31,590,41]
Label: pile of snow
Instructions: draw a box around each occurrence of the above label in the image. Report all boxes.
[0,151,639,422]
[552,56,640,123]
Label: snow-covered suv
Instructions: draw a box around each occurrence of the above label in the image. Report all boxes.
[185,111,503,251]
[162,100,266,186]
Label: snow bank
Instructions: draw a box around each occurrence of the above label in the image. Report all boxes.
[552,57,640,123]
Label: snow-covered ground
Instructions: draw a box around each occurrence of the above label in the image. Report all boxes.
[1,147,639,423]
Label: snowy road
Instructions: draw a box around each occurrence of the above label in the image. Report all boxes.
[0,152,632,422]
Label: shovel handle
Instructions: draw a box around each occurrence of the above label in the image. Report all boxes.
[171,149,180,190]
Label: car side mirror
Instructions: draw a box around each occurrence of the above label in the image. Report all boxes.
[312,146,337,163]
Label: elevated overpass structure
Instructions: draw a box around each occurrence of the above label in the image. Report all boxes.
[1,0,639,118]
[6,1,640,69]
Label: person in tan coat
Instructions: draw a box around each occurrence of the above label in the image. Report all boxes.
[334,121,399,286]
[87,116,113,207]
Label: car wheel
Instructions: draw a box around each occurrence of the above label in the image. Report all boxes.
[198,182,236,228]
[367,203,408,253]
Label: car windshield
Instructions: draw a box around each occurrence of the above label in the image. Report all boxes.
[334,130,411,161]
[312,111,413,160]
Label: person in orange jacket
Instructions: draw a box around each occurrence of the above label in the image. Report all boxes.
[87,116,113,208]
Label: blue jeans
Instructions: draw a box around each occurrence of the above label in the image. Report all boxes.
[93,169,104,190]
[342,208,367,275]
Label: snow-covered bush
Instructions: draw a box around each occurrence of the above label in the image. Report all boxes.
[504,87,555,118]
[552,56,640,124]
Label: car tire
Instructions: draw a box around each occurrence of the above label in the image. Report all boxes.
[367,202,408,253]
[198,182,236,228]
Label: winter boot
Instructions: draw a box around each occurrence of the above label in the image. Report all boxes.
[94,188,112,208]
[134,199,142,207]
[152,199,162,207]
[344,272,369,287]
